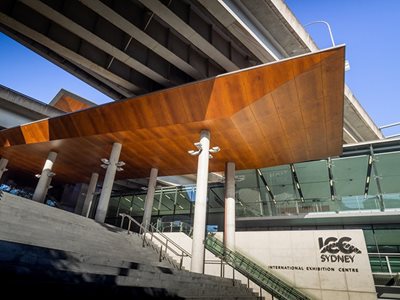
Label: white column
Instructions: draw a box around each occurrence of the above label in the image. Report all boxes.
[142,168,158,230]
[191,130,210,274]
[95,142,122,223]
[32,151,57,203]
[82,172,99,217]
[224,162,236,250]
[0,158,8,181]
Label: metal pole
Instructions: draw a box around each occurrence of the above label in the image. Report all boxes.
[305,20,336,47]
[379,121,400,130]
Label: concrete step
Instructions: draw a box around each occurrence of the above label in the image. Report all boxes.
[0,263,256,298]
[0,197,183,268]
[0,239,252,293]
[0,193,258,298]
[0,224,171,268]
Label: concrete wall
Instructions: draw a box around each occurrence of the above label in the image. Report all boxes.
[160,229,377,300]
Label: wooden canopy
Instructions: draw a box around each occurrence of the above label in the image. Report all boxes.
[0,46,345,183]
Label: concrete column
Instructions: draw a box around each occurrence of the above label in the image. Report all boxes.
[82,172,98,217]
[74,183,88,215]
[142,168,158,230]
[95,143,122,223]
[191,130,210,274]
[224,162,236,250]
[0,158,8,181]
[32,151,57,203]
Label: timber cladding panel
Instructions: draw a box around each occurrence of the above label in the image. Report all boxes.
[0,46,345,183]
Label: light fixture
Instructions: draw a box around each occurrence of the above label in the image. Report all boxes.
[100,158,110,165]
[209,146,220,153]
[35,174,41,178]
[304,20,351,72]
[188,141,220,158]
[304,20,335,47]
[188,142,202,156]
[116,161,125,167]
[345,60,350,72]
[100,158,125,171]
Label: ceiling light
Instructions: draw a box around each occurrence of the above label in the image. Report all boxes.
[209,146,220,153]
[100,158,110,164]
[188,149,201,156]
[116,161,125,167]
[100,164,108,169]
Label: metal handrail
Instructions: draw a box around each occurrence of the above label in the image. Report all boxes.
[147,223,192,258]
[119,213,190,269]
[206,234,310,300]
[159,221,280,298]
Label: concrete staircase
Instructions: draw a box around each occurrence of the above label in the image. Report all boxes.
[0,192,259,299]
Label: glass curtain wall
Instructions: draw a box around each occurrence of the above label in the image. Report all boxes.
[106,149,400,224]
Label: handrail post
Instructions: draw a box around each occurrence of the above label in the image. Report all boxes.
[159,245,163,262]
[165,239,169,255]
[179,252,184,270]
[127,218,132,234]
[120,215,124,228]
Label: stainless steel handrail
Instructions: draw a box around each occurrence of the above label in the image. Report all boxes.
[119,213,190,269]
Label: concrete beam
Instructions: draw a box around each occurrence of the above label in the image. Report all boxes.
[0,13,138,97]
[344,85,384,141]
[0,84,63,119]
[20,0,173,87]
[197,0,282,62]
[80,0,202,80]
[138,0,239,72]
[269,0,319,52]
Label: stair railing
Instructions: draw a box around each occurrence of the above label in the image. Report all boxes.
[119,213,190,269]
[205,234,310,300]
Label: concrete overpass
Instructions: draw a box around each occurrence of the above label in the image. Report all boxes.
[0,0,382,142]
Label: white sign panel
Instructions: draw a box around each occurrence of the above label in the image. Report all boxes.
[227,229,377,300]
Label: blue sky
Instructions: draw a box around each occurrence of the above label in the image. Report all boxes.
[285,0,400,136]
[0,1,399,136]
[0,33,113,105]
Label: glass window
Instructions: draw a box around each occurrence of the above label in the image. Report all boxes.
[129,194,145,216]
[262,165,298,201]
[295,160,330,200]
[374,151,400,209]
[332,155,368,198]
